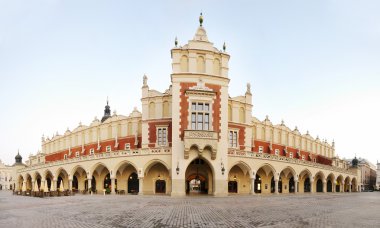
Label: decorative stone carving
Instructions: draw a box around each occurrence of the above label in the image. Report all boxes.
[184,130,218,160]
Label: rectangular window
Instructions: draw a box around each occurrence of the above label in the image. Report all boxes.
[106,146,111,152]
[289,152,293,158]
[157,127,167,146]
[89,148,95,155]
[125,143,131,150]
[302,155,305,161]
[64,154,67,160]
[275,149,279,155]
[191,102,211,131]
[75,151,79,158]
[229,130,238,148]
[258,146,263,153]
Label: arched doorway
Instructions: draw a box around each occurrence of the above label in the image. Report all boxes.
[145,161,170,195]
[72,166,87,192]
[289,177,295,193]
[128,173,139,194]
[91,163,111,194]
[304,178,311,192]
[228,181,238,193]
[56,168,69,191]
[185,158,213,195]
[72,176,78,191]
[91,177,96,192]
[115,161,138,194]
[256,164,275,194]
[228,162,251,194]
[254,174,262,193]
[316,179,323,192]
[327,180,332,192]
[155,180,166,193]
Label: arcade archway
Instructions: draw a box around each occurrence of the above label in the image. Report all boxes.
[185,157,214,195]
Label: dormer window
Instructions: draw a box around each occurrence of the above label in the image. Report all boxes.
[89,148,94,155]
[191,102,210,130]
[75,151,79,158]
[275,149,280,156]
[125,143,131,150]
[64,154,67,160]
[258,146,263,153]
[106,146,111,152]
[289,152,293,158]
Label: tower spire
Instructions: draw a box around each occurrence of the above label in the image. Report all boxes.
[101,98,111,123]
[199,12,203,27]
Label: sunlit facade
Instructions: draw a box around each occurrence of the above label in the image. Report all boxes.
[15,15,360,196]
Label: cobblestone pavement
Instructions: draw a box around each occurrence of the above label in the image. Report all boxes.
[0,191,379,228]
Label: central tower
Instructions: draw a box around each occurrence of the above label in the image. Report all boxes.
[170,14,230,196]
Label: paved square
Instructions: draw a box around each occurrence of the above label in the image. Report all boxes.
[0,191,379,228]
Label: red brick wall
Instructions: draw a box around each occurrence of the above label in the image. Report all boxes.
[252,139,333,165]
[179,82,221,140]
[228,124,245,150]
[45,136,142,163]
[148,120,172,148]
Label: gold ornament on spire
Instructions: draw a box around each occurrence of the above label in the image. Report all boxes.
[199,12,203,26]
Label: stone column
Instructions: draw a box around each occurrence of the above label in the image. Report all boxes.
[53,179,57,191]
[69,179,73,192]
[138,178,144,195]
[88,178,92,193]
[250,177,256,195]
[32,180,35,191]
[323,180,327,193]
[349,182,352,193]
[341,182,345,193]
[310,181,314,193]
[111,178,116,195]
[274,179,279,194]
[295,180,299,193]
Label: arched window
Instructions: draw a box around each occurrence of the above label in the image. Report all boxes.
[107,125,112,139]
[163,101,170,117]
[213,58,221,75]
[149,102,155,119]
[228,104,232,121]
[239,107,245,123]
[180,55,188,72]
[127,122,132,136]
[138,121,142,134]
[197,56,205,73]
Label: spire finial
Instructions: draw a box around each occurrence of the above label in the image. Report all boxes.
[175,36,178,47]
[107,96,109,106]
[223,42,226,52]
[199,12,203,26]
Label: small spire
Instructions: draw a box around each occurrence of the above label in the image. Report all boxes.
[281,119,285,126]
[143,74,148,87]
[199,12,203,26]
[246,83,251,94]
[175,36,178,47]
[223,42,226,52]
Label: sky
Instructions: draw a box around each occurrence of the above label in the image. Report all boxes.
[0,0,379,166]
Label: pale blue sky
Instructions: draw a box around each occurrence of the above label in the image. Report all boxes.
[0,0,379,166]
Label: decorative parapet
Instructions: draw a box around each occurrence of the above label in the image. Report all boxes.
[228,149,356,176]
[184,130,218,160]
[18,148,171,173]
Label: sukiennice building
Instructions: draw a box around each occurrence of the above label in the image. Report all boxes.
[15,15,360,197]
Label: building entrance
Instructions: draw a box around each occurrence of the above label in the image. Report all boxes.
[185,158,213,195]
